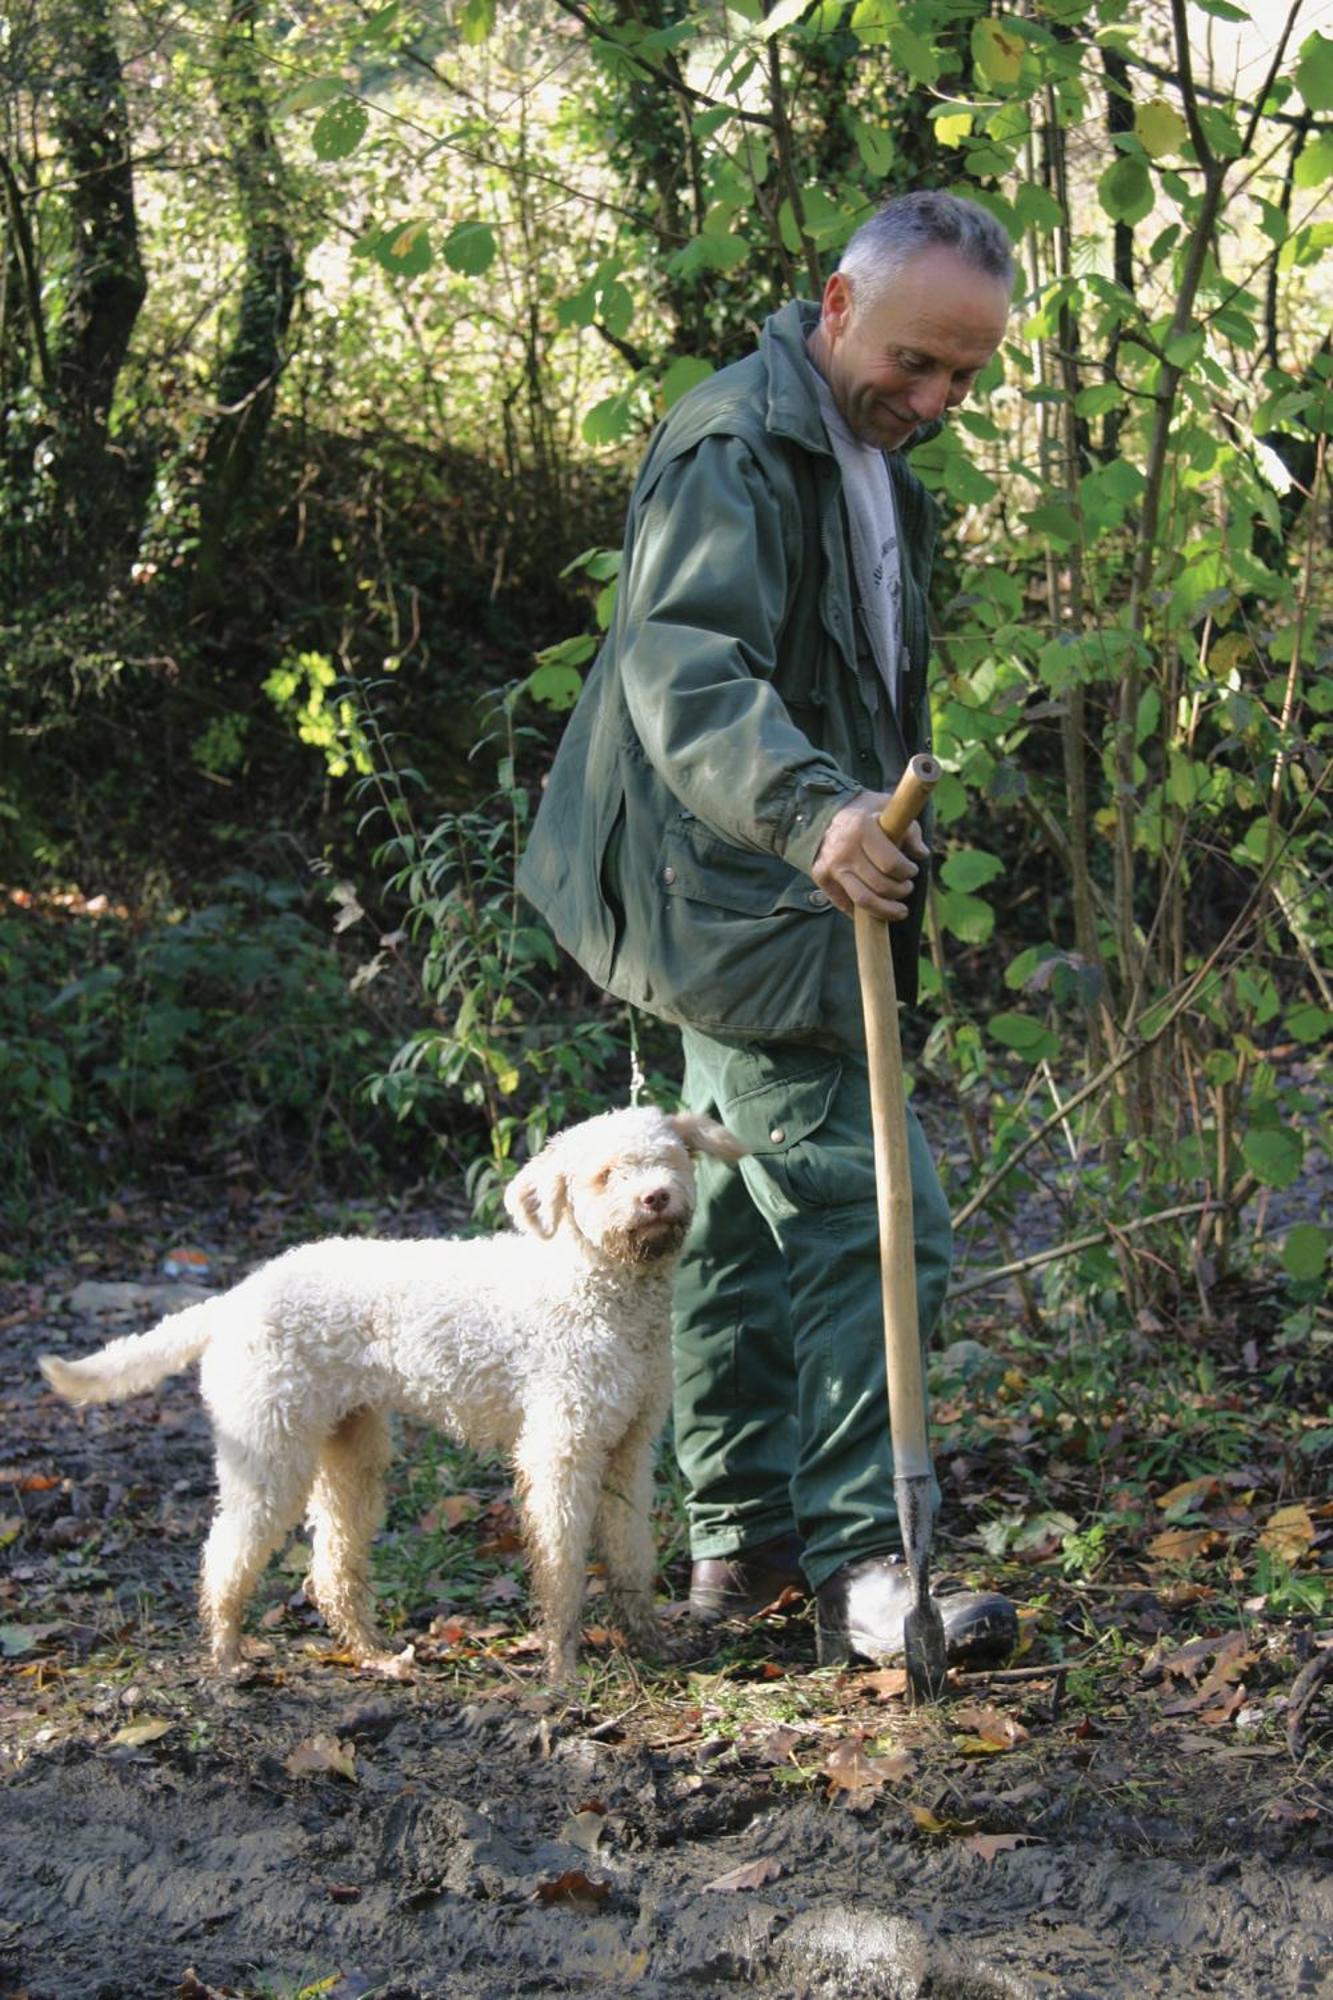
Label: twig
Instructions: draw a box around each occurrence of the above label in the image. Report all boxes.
[949,1200,1234,1301]
[1286,1647,1333,1762]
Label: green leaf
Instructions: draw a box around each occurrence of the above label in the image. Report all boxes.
[987,1011,1060,1061]
[1242,1128,1303,1191]
[458,0,496,43]
[443,222,496,275]
[1281,1225,1329,1283]
[1293,132,1333,189]
[277,77,345,117]
[1135,100,1188,159]
[760,0,814,35]
[1294,31,1333,112]
[1025,502,1080,548]
[311,99,369,161]
[1097,155,1153,225]
[1284,1002,1333,1043]
[661,356,714,409]
[889,24,940,85]
[852,119,894,176]
[940,848,1004,892]
[972,16,1025,89]
[527,659,587,711]
[582,392,635,446]
[936,889,994,945]
[372,220,433,278]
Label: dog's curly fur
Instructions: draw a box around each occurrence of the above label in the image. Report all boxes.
[40,1106,744,1681]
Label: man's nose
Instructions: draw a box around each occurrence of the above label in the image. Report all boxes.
[906,372,952,421]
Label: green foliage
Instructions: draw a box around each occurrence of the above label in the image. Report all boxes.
[0,877,385,1223]
[351,680,626,1221]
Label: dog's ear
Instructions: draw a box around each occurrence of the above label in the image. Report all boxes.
[668,1112,748,1164]
[504,1150,568,1238]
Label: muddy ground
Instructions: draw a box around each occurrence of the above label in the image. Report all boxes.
[2,1201,1331,2000]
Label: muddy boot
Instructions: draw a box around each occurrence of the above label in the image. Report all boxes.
[688,1532,808,1623]
[816,1555,1017,1668]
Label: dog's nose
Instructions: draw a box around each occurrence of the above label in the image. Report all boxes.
[640,1186,671,1214]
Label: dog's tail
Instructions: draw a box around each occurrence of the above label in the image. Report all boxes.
[39,1298,219,1406]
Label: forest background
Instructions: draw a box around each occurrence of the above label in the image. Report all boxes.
[2,0,1329,1372]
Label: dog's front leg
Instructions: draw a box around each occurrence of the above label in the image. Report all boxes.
[594,1412,664,1653]
[514,1422,603,1682]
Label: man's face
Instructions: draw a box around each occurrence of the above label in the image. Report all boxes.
[814,248,1011,452]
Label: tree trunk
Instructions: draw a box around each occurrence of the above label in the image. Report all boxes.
[192,0,300,605]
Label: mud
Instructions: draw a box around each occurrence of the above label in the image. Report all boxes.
[3,1258,1331,1999]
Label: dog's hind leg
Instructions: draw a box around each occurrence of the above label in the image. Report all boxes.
[305,1408,407,1676]
[200,1444,314,1673]
[514,1423,604,1683]
[594,1413,663,1652]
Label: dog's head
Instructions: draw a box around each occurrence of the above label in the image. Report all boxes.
[503,1106,746,1267]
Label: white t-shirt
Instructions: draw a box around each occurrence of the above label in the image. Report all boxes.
[809,362,903,718]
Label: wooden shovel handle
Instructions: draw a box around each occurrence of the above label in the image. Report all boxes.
[876,752,941,850]
[854,753,942,1485]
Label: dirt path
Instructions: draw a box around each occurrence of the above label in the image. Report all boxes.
[2,1220,1330,2000]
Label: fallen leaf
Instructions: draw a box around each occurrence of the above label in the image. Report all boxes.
[110,1717,172,1748]
[481,1574,523,1604]
[562,1808,606,1855]
[1257,1503,1316,1563]
[910,1804,976,1836]
[327,1882,362,1903]
[534,1868,611,1912]
[419,1492,481,1533]
[1147,1527,1220,1563]
[1156,1475,1222,1514]
[851,1667,909,1702]
[703,1855,784,1893]
[952,1704,1029,1749]
[753,1724,801,1765]
[284,1733,358,1782]
[825,1735,914,1805]
[963,1832,1045,1865]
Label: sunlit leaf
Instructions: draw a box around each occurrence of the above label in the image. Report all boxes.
[1294,31,1333,112]
[661,357,714,409]
[1135,101,1188,159]
[311,99,369,161]
[443,221,496,275]
[1097,155,1154,225]
[972,16,1025,88]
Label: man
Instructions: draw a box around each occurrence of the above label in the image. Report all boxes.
[518,191,1017,1667]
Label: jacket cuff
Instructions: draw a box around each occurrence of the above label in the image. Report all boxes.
[779,779,859,875]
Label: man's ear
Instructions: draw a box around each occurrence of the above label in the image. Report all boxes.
[821,268,854,339]
[668,1112,748,1166]
[504,1150,568,1237]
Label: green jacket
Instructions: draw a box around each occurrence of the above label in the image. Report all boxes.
[517,297,942,1050]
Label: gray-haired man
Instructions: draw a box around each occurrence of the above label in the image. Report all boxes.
[519,191,1019,1666]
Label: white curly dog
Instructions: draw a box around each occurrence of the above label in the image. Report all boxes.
[41,1106,744,1682]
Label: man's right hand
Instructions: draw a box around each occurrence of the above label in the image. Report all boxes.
[811,790,929,921]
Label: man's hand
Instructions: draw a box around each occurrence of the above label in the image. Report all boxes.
[811,790,929,920]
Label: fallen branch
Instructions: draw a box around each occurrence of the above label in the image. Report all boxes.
[1286,1648,1333,1762]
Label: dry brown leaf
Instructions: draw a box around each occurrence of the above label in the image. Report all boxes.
[110,1717,172,1748]
[419,1492,481,1533]
[703,1855,785,1893]
[851,1667,909,1702]
[1257,1503,1316,1563]
[952,1704,1029,1749]
[284,1733,357,1782]
[533,1868,611,1912]
[963,1832,1045,1865]
[562,1808,606,1855]
[825,1735,914,1803]
[1156,1475,1222,1513]
[1146,1527,1220,1563]
[752,1724,802,1765]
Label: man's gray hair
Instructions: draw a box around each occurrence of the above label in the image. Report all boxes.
[837,191,1015,310]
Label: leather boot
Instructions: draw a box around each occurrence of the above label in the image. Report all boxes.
[816,1555,1017,1668]
[688,1531,807,1622]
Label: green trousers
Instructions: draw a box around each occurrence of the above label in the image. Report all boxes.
[672,1027,953,1592]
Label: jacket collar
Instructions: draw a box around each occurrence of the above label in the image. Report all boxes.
[760,296,944,461]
